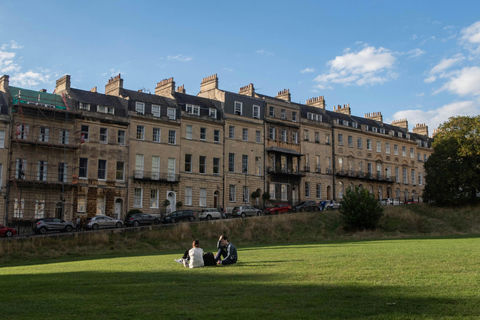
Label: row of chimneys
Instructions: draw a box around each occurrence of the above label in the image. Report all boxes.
[5,73,427,136]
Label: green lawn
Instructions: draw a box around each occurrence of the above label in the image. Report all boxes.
[1,237,480,319]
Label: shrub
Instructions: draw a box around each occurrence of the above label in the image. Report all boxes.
[339,186,384,231]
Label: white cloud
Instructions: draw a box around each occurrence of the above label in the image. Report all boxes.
[256,49,274,56]
[424,75,436,83]
[0,50,20,73]
[461,21,480,53]
[300,68,315,73]
[10,71,50,87]
[391,100,480,133]
[415,92,425,97]
[430,54,464,74]
[167,54,193,62]
[435,66,480,96]
[407,48,425,58]
[222,67,234,72]
[314,46,396,87]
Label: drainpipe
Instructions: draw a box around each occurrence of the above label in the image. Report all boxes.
[331,124,336,201]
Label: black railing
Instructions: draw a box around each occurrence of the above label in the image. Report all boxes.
[335,170,396,182]
[133,170,180,182]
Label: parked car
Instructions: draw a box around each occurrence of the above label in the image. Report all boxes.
[381,198,404,205]
[231,206,262,218]
[162,210,195,223]
[33,218,74,234]
[292,201,319,212]
[85,215,123,230]
[197,208,223,220]
[264,203,292,215]
[325,200,341,210]
[0,224,17,237]
[126,213,161,227]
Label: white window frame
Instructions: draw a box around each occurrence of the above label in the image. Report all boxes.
[253,105,260,119]
[186,125,193,140]
[136,102,145,114]
[167,107,176,120]
[199,188,207,207]
[116,161,125,181]
[150,189,159,208]
[234,101,243,115]
[134,188,143,208]
[229,185,236,202]
[153,128,161,143]
[152,104,161,117]
[242,128,248,141]
[60,129,69,144]
[37,160,48,181]
[209,108,217,118]
[100,128,108,144]
[98,160,107,180]
[168,130,176,145]
[137,126,145,140]
[185,187,193,206]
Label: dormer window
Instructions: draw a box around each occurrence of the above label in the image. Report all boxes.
[167,107,176,120]
[209,108,217,119]
[406,134,410,139]
[372,127,378,133]
[342,120,349,126]
[79,102,90,111]
[135,102,145,114]
[98,105,114,115]
[234,101,242,115]
[152,105,161,117]
[380,128,385,134]
[353,122,358,128]
[253,105,260,119]
[389,130,395,136]
[186,104,200,116]
[398,132,403,138]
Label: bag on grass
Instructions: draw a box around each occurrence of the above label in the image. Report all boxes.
[203,252,216,266]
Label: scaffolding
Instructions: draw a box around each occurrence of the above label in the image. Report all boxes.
[6,87,79,230]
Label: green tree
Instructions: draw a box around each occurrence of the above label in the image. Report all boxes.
[339,186,384,231]
[424,116,480,206]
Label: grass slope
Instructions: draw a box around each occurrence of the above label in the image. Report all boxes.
[1,237,480,319]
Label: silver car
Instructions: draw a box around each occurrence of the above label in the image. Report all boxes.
[33,218,74,234]
[197,208,223,220]
[85,215,123,230]
[231,206,262,218]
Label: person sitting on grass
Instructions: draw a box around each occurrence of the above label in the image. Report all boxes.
[175,240,204,268]
[215,235,237,265]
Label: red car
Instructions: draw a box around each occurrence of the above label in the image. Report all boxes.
[264,203,292,215]
[0,224,17,237]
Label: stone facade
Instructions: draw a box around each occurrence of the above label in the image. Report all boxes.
[0,72,434,224]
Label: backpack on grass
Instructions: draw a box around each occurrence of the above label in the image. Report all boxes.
[203,252,216,266]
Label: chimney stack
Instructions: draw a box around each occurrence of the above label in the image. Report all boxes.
[176,84,185,94]
[239,83,255,97]
[412,123,429,137]
[90,87,97,93]
[155,77,175,98]
[55,75,71,94]
[305,96,325,109]
[333,103,351,115]
[276,89,291,102]
[391,119,409,130]
[105,74,123,96]
[200,74,218,93]
[0,75,9,93]
[364,111,383,122]
[39,89,47,93]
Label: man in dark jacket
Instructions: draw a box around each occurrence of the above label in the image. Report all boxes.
[215,235,237,265]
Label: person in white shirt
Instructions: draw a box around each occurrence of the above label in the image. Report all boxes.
[175,240,204,268]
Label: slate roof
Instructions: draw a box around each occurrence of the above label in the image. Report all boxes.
[121,89,176,108]
[175,92,223,119]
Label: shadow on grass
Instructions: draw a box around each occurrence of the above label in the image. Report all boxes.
[1,269,478,319]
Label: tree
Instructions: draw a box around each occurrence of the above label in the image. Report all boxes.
[339,186,384,231]
[262,192,271,207]
[423,116,480,206]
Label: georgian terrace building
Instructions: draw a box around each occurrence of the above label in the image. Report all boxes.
[0,72,433,225]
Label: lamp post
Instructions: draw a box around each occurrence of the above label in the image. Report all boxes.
[243,167,247,203]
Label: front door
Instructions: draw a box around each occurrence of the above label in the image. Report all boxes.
[167,191,176,213]
[114,199,123,220]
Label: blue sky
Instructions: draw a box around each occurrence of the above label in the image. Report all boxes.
[1,0,480,134]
